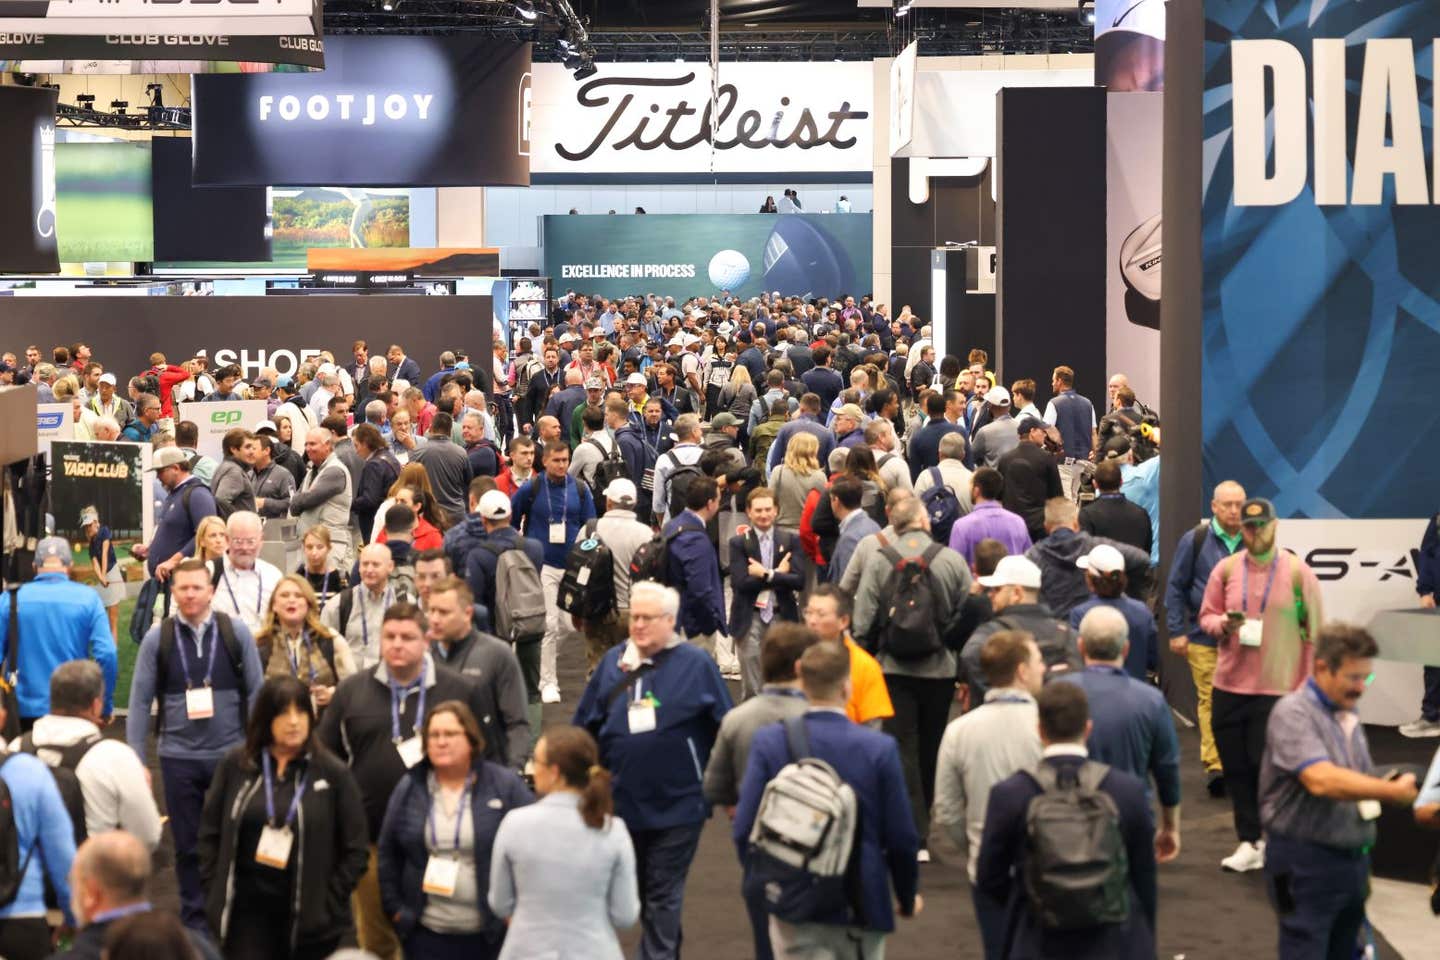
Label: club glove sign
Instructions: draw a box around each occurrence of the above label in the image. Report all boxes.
[0,0,316,36]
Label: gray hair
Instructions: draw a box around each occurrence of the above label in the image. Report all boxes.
[673,414,702,442]
[93,416,121,437]
[462,409,486,429]
[939,432,968,461]
[890,497,928,533]
[630,581,680,618]
[365,400,387,424]
[51,660,104,715]
[1078,605,1130,663]
[226,510,263,537]
[827,447,850,473]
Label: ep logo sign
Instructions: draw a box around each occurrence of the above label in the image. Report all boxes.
[210,410,243,426]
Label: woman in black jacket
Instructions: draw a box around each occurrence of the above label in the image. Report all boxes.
[378,700,534,960]
[198,676,369,960]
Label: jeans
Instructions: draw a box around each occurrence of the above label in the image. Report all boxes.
[161,754,221,930]
[631,822,705,960]
[1264,835,1370,960]
[1211,689,1279,843]
[1422,665,1440,722]
[1187,643,1222,771]
[882,674,953,842]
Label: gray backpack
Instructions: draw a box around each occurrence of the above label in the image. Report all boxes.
[480,542,547,644]
[1023,761,1130,930]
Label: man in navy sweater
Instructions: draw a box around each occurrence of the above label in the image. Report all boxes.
[977,680,1157,960]
[662,476,727,658]
[735,640,921,959]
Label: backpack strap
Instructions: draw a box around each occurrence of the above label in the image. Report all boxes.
[582,518,600,540]
[783,714,811,763]
[919,542,943,567]
[603,655,666,709]
[339,587,355,635]
[1077,760,1110,793]
[5,586,18,681]
[57,733,104,770]
[927,466,943,489]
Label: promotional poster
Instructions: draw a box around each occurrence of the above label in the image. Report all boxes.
[1105,91,1162,408]
[178,400,269,462]
[36,402,72,463]
[49,439,153,548]
[192,36,531,187]
[0,85,59,273]
[56,141,153,263]
[543,213,872,301]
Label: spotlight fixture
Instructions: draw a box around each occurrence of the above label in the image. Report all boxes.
[515,0,538,20]
[75,93,96,109]
[1077,0,1096,25]
[380,0,394,10]
[110,100,129,114]
[573,57,598,80]
[895,1,911,18]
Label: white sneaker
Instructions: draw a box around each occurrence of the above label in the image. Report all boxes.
[1220,840,1265,873]
[540,684,561,704]
[1400,717,1440,738]
[917,848,931,864]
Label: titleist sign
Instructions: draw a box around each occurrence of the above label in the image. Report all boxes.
[530,61,873,175]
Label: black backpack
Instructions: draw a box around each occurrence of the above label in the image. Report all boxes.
[16,732,102,847]
[919,467,962,545]
[663,450,704,519]
[557,520,617,620]
[0,754,29,909]
[587,439,632,517]
[155,612,250,731]
[1023,761,1130,930]
[874,542,947,661]
[629,528,683,587]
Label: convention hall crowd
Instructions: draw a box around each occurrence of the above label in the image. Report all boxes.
[4,287,1440,960]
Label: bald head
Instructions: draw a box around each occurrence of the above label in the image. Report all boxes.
[72,830,151,924]
[564,368,584,387]
[359,543,394,590]
[1212,480,1247,536]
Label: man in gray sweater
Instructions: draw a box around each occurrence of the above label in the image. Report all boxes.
[412,411,474,523]
[703,622,818,960]
[424,576,530,769]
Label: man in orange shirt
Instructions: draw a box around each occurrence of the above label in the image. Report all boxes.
[805,584,894,728]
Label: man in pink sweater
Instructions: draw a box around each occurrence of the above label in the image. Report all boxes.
[1198,497,1324,874]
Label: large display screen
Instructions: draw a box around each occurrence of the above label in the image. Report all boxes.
[151,137,270,263]
[543,213,873,301]
[56,141,153,263]
[192,36,531,187]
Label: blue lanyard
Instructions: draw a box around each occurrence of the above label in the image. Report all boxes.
[428,773,475,852]
[222,568,263,618]
[1241,556,1281,617]
[542,474,569,528]
[288,631,318,686]
[173,620,217,690]
[358,586,394,654]
[389,663,427,743]
[90,903,153,925]
[261,751,308,829]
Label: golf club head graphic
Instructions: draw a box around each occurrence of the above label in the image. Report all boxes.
[1120,211,1161,329]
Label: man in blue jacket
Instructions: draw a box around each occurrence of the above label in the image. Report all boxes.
[734,640,922,959]
[662,476,727,657]
[0,749,77,954]
[573,581,732,960]
[976,681,1156,960]
[511,441,595,704]
[126,559,263,930]
[0,537,117,726]
[1163,479,1245,793]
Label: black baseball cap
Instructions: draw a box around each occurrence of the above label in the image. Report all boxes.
[1016,416,1046,437]
[1241,498,1277,526]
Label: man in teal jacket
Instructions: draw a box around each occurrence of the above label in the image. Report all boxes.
[0,537,117,724]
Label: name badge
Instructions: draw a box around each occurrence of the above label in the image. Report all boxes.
[396,736,424,769]
[755,590,773,610]
[185,686,215,720]
[577,565,592,586]
[255,825,293,869]
[1238,618,1264,647]
[641,467,656,492]
[628,700,657,734]
[549,522,567,545]
[421,855,461,897]
[1358,799,1382,821]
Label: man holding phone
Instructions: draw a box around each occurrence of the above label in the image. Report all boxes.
[1198,497,1324,874]
[1258,624,1418,958]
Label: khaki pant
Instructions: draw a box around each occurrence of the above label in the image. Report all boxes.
[582,609,629,676]
[352,845,400,960]
[1188,643,1222,772]
[770,918,886,960]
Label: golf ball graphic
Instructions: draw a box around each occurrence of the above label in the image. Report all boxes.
[708,249,751,290]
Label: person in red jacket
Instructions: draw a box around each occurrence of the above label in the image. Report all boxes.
[149,352,190,418]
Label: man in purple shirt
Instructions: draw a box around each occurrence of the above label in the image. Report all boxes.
[949,466,1032,566]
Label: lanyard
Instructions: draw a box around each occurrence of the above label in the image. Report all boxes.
[390,663,427,743]
[358,586,394,654]
[762,687,807,700]
[428,773,475,852]
[261,751,308,829]
[173,620,217,690]
[222,567,263,618]
[1241,556,1281,617]
[986,695,1033,705]
[542,474,569,528]
[90,903,153,925]
[317,574,331,611]
[288,631,318,686]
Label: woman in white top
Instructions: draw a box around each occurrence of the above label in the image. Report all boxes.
[489,725,639,960]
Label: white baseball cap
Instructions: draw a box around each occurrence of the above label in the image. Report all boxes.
[978,555,1042,590]
[983,385,1011,407]
[97,373,116,386]
[478,489,512,520]
[1076,544,1125,574]
[605,478,638,505]
[625,373,648,386]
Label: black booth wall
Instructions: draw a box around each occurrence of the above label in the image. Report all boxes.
[890,156,996,362]
[995,87,1107,407]
[0,296,492,389]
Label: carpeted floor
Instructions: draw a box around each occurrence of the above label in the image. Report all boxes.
[128,633,1438,958]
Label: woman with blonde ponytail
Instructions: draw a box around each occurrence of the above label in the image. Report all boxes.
[487,726,639,959]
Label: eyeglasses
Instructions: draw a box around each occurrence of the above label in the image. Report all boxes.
[229,536,259,547]
[426,729,467,741]
[629,612,671,625]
